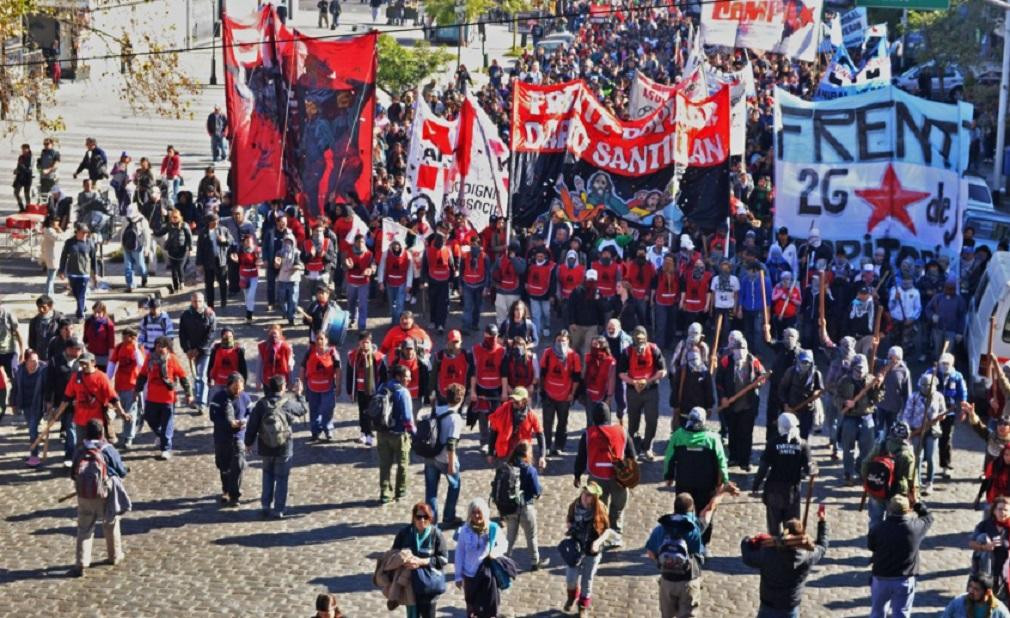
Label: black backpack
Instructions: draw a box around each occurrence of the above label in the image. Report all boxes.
[491,462,523,516]
[122,220,139,251]
[412,406,452,458]
[367,386,395,431]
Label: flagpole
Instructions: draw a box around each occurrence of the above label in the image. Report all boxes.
[505,85,517,246]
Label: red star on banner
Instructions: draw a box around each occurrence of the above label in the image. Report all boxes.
[854,164,931,235]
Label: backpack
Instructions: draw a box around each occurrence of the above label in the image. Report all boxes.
[75,446,109,499]
[367,386,395,431]
[259,396,292,449]
[864,453,896,501]
[490,462,523,516]
[412,406,452,459]
[122,220,139,251]
[657,534,692,577]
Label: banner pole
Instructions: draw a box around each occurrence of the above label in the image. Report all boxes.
[505,84,517,246]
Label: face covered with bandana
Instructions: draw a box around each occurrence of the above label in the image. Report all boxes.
[732,340,748,364]
[687,349,705,372]
[554,335,571,359]
[783,328,799,351]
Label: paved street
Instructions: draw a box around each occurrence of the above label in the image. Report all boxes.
[0,3,993,617]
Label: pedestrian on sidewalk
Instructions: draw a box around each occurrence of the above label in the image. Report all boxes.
[421,382,464,527]
[209,372,251,507]
[244,375,308,519]
[206,107,228,162]
[328,0,341,27]
[41,217,69,297]
[941,574,1010,618]
[347,331,386,446]
[196,214,234,308]
[317,0,330,27]
[11,350,47,467]
[13,143,33,212]
[179,292,217,414]
[867,496,933,618]
[574,401,635,541]
[106,328,145,449]
[58,222,98,320]
[163,208,193,293]
[160,145,182,202]
[301,333,341,442]
[72,137,108,189]
[376,363,416,504]
[207,326,247,403]
[645,492,713,618]
[120,207,151,293]
[236,233,261,321]
[562,481,615,616]
[37,137,60,196]
[455,498,506,618]
[391,502,449,618]
[502,441,548,571]
[70,419,129,577]
[82,301,115,371]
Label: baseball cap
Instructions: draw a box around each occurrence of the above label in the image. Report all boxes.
[447,329,462,343]
[585,269,598,280]
[510,386,529,401]
[78,352,96,363]
[485,323,499,336]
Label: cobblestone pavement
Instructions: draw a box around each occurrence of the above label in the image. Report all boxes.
[0,260,992,617]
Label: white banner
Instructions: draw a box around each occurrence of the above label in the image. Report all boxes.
[840,7,867,49]
[404,96,457,218]
[705,62,755,157]
[381,216,425,272]
[443,95,510,233]
[628,71,681,119]
[701,0,824,61]
[774,86,971,261]
[345,211,369,244]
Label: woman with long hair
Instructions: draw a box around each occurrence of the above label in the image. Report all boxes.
[499,299,539,349]
[563,481,612,615]
[454,498,506,618]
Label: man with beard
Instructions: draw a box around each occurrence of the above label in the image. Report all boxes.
[669,348,714,431]
[837,354,882,485]
[618,326,667,461]
[778,349,824,440]
[716,337,767,471]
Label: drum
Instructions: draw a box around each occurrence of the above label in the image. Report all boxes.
[323,305,350,346]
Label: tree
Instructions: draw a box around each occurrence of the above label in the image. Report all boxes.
[376,34,453,97]
[423,0,494,28]
[0,0,200,137]
[905,0,994,97]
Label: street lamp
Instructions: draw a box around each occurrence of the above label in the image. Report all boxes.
[455,3,466,69]
[210,0,221,85]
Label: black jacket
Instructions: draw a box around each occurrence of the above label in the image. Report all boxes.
[741,520,828,611]
[178,307,217,353]
[244,393,309,457]
[195,226,234,270]
[867,503,933,577]
[58,238,97,277]
[29,312,63,361]
[565,284,607,327]
[752,434,814,493]
[391,524,449,571]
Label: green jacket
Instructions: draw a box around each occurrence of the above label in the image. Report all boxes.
[860,440,917,501]
[664,428,729,487]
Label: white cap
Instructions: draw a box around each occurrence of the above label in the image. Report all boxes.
[862,263,874,272]
[585,269,598,280]
[680,234,694,251]
[810,228,821,238]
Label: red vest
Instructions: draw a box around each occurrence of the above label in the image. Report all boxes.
[238,249,259,278]
[384,252,410,287]
[655,271,680,306]
[682,272,712,312]
[304,237,330,272]
[304,347,339,392]
[350,348,383,393]
[110,341,142,391]
[496,258,519,291]
[472,342,505,390]
[623,261,655,300]
[437,350,470,396]
[426,246,452,281]
[258,340,292,385]
[210,345,240,386]
[346,250,373,285]
[583,353,614,402]
[542,349,579,402]
[626,344,657,380]
[506,352,536,389]
[592,261,619,297]
[557,263,585,298]
[462,252,487,285]
[586,424,626,480]
[525,261,554,297]
[393,355,421,398]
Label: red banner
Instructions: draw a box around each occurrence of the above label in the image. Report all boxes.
[511,80,730,175]
[224,7,376,213]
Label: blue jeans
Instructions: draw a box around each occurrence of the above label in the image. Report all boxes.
[144,401,175,451]
[23,406,43,457]
[387,284,406,322]
[840,415,875,480]
[68,275,88,318]
[461,285,483,330]
[916,435,936,486]
[193,352,210,408]
[45,268,57,297]
[117,389,141,442]
[424,461,461,525]
[261,454,293,514]
[347,282,369,328]
[870,576,915,618]
[530,298,551,336]
[124,248,147,289]
[267,267,278,306]
[62,412,77,461]
[307,389,336,437]
[211,135,228,161]
[654,304,677,349]
[278,281,299,322]
[757,606,798,618]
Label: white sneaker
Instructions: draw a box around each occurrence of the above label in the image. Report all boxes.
[358,433,368,445]
[479,444,489,456]
[922,483,934,496]
[365,435,375,447]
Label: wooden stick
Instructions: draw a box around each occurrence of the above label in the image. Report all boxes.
[842,362,894,414]
[709,313,723,373]
[802,474,816,534]
[785,390,823,415]
[58,491,77,503]
[777,278,798,321]
[818,269,833,348]
[868,302,885,373]
[759,271,771,344]
[718,371,771,411]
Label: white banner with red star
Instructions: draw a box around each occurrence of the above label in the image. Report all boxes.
[701,0,824,62]
[774,86,972,262]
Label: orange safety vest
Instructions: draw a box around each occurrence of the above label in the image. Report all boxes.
[623,261,654,300]
[346,250,373,285]
[496,257,519,291]
[461,252,488,285]
[210,345,240,386]
[682,272,712,312]
[557,263,585,298]
[592,261,619,297]
[426,246,452,281]
[584,353,613,402]
[384,251,410,287]
[542,349,579,402]
[436,350,470,396]
[655,271,680,306]
[586,424,626,480]
[304,347,339,392]
[472,342,505,390]
[626,344,656,381]
[304,237,330,272]
[393,355,421,398]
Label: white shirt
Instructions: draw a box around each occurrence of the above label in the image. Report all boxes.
[889,287,921,321]
[646,246,669,271]
[710,274,740,309]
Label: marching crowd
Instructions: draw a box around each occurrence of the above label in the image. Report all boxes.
[3,1,1009,617]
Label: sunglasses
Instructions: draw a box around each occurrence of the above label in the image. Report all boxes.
[414,513,430,521]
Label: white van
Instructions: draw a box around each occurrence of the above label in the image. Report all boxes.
[967,251,1010,392]
[961,174,1010,254]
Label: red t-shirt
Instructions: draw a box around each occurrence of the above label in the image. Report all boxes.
[141,355,188,404]
[109,341,145,392]
[489,400,544,459]
[65,370,117,426]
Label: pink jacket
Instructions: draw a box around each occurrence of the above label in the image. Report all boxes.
[160,154,181,179]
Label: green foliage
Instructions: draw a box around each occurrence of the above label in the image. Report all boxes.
[905,0,994,70]
[376,34,454,97]
[423,0,495,27]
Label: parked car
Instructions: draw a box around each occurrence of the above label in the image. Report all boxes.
[962,174,1009,254]
[535,31,575,54]
[894,60,1000,101]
